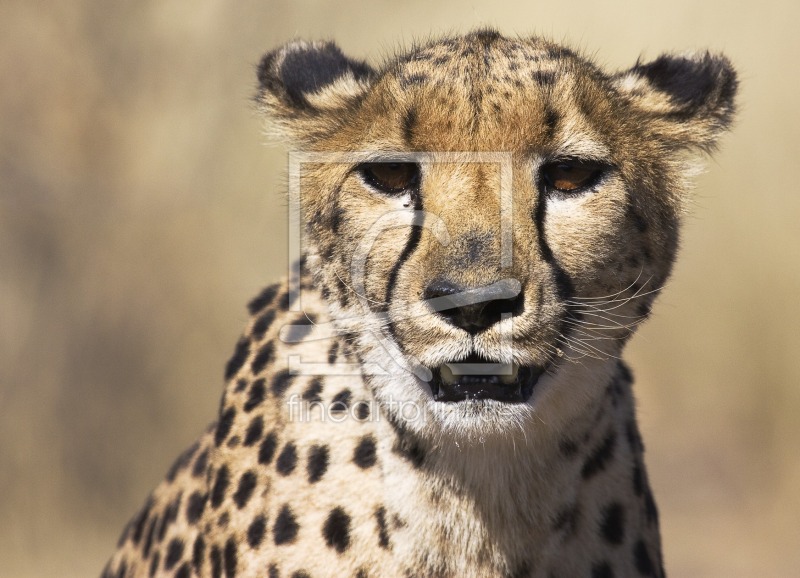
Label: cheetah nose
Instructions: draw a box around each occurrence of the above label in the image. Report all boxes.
[422,278,524,335]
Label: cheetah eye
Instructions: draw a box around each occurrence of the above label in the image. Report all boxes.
[540,160,604,194]
[358,162,420,195]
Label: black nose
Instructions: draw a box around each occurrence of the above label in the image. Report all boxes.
[422,278,524,335]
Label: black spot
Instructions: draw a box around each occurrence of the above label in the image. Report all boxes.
[234,379,248,393]
[164,538,185,570]
[284,314,317,343]
[633,540,655,575]
[553,503,580,537]
[307,444,330,483]
[217,512,230,528]
[252,310,277,340]
[251,343,275,375]
[226,435,240,448]
[268,564,279,578]
[276,443,298,475]
[223,537,237,578]
[155,513,170,545]
[210,545,222,578]
[273,504,299,545]
[388,415,426,468]
[632,461,645,496]
[644,488,659,525]
[158,493,182,542]
[211,465,230,508]
[606,376,624,406]
[192,535,205,572]
[327,341,340,364]
[247,515,267,548]
[259,432,278,465]
[142,515,158,558]
[353,435,377,469]
[175,562,191,578]
[276,291,290,310]
[637,301,652,318]
[330,205,345,235]
[375,506,390,549]
[302,378,323,403]
[355,401,370,420]
[558,438,579,458]
[291,572,311,578]
[591,561,615,578]
[192,448,209,478]
[115,518,131,549]
[403,107,417,144]
[244,379,266,412]
[130,497,153,546]
[186,491,208,524]
[331,389,352,413]
[224,337,250,381]
[244,416,264,447]
[215,407,236,447]
[532,70,556,85]
[248,284,280,315]
[272,369,296,397]
[148,552,160,577]
[233,471,258,509]
[166,441,199,482]
[626,420,644,453]
[323,506,352,553]
[581,430,618,479]
[356,569,369,578]
[600,502,625,545]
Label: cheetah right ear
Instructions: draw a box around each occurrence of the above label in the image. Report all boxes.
[614,52,738,151]
[256,40,376,143]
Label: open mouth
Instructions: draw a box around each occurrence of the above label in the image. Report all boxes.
[429,354,546,403]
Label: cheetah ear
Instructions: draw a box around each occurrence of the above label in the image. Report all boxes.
[256,40,375,142]
[615,52,738,151]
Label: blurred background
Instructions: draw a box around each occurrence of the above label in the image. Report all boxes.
[1,1,798,576]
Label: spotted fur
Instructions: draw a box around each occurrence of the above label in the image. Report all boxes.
[104,30,736,577]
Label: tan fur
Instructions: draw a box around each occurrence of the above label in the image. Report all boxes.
[104,31,736,578]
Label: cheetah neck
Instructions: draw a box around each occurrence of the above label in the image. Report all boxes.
[372,360,663,577]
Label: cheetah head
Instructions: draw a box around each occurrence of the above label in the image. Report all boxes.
[257,31,736,441]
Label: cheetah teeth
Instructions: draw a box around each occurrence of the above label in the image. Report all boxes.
[438,363,520,385]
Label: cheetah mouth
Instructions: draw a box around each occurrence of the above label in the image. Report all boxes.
[429,355,546,403]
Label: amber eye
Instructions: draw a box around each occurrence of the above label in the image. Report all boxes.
[359,162,420,194]
[541,160,604,194]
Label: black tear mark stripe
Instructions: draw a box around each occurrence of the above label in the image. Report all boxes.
[532,187,576,346]
[581,429,618,479]
[384,194,424,306]
[384,193,425,346]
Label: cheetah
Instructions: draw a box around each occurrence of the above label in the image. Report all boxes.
[103,30,737,578]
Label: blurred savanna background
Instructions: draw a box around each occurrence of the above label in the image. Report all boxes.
[1,0,798,576]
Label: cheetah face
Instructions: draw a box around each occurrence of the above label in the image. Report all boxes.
[258,31,736,439]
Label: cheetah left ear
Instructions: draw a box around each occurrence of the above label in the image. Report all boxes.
[256,40,376,143]
[615,52,738,151]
